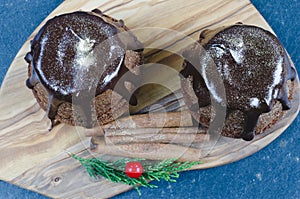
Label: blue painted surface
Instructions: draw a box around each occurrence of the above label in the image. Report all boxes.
[0,0,299,198]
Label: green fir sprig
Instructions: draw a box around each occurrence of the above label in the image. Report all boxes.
[70,153,201,195]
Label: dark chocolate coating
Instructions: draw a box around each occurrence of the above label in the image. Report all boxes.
[25,10,142,128]
[181,24,296,140]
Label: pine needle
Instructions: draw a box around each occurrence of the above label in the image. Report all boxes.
[70,153,201,195]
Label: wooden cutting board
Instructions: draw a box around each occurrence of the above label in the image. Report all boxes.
[0,0,299,198]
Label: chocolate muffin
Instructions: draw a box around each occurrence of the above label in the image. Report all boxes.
[180,24,296,141]
[25,10,143,129]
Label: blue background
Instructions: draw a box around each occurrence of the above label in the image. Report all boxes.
[0,0,299,198]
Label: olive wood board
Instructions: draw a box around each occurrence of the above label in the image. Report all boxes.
[0,0,299,198]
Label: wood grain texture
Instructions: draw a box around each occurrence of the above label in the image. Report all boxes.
[0,0,299,198]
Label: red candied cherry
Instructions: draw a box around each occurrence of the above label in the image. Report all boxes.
[125,161,143,178]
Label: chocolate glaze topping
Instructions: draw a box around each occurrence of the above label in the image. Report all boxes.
[25,10,142,128]
[181,24,296,141]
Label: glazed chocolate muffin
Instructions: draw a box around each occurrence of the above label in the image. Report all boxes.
[180,24,296,141]
[25,10,143,129]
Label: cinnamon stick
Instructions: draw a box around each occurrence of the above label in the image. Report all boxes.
[93,140,202,162]
[105,132,209,145]
[104,111,193,129]
[104,127,209,145]
[85,111,194,137]
[104,127,206,136]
